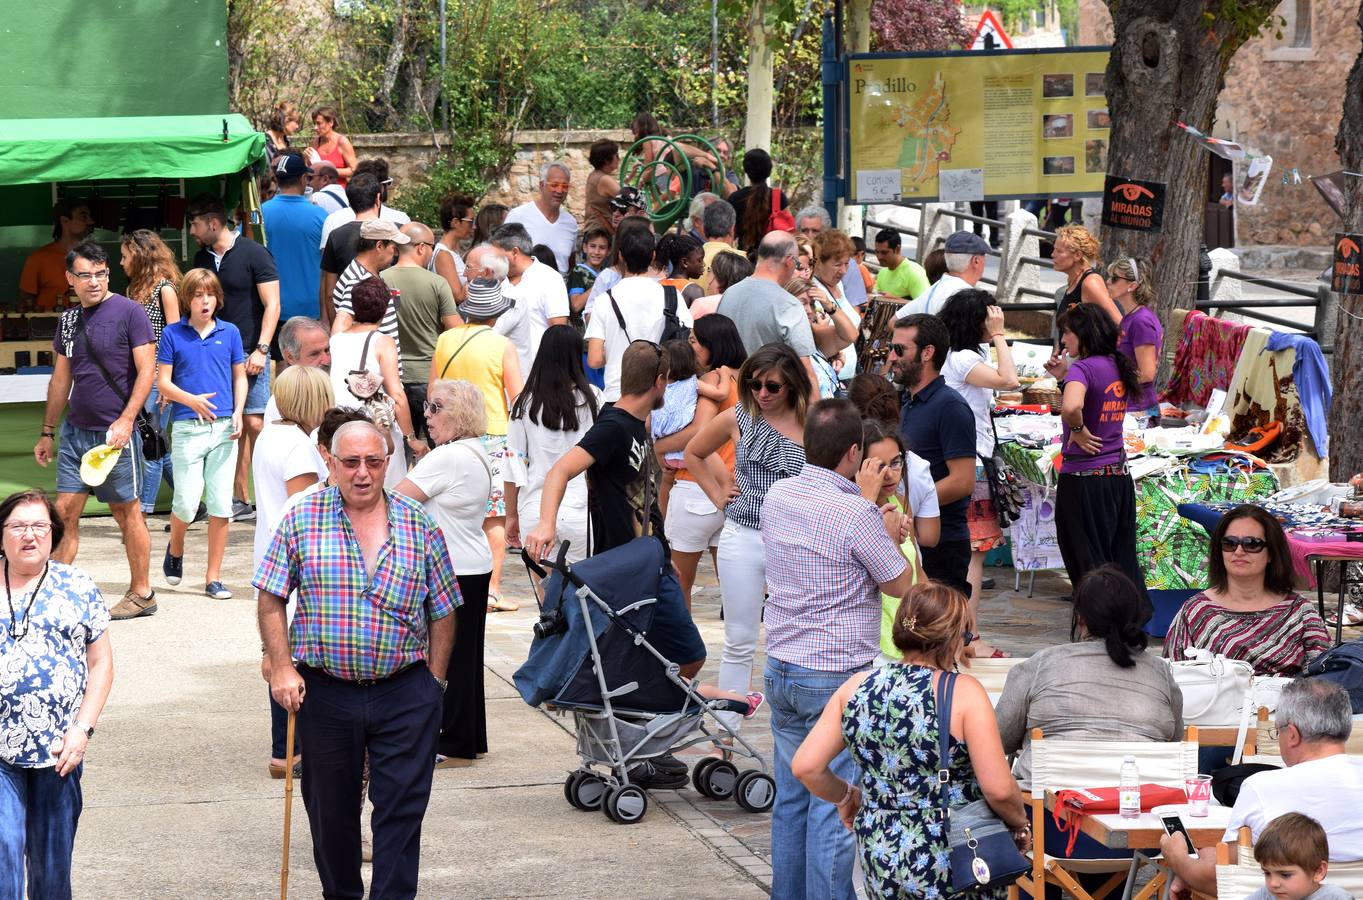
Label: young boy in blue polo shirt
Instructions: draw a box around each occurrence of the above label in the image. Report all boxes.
[156,268,247,598]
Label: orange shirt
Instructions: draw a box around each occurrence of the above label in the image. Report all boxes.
[677,374,738,483]
[19,243,69,311]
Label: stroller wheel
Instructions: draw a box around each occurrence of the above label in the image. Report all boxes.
[697,759,739,801]
[604,784,649,824]
[565,770,606,811]
[734,770,776,813]
[691,757,721,796]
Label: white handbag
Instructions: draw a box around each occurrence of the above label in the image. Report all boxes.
[1167,649,1257,763]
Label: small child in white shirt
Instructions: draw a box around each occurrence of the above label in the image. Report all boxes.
[652,338,727,515]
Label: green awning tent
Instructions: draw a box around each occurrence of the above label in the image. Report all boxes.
[0,113,266,509]
[0,113,265,226]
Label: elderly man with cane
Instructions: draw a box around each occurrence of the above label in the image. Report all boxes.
[255,419,460,899]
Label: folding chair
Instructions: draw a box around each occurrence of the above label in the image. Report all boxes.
[1007,727,1200,900]
[966,656,1028,697]
[1206,823,1363,898]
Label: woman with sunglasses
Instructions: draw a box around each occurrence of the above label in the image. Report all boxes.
[685,343,810,733]
[1165,505,1329,676]
[432,193,476,303]
[1105,256,1163,421]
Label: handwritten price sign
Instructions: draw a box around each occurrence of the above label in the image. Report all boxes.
[856,169,902,203]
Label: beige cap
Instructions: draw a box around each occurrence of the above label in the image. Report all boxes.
[359,219,411,243]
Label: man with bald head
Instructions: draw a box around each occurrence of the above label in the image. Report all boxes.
[717,230,820,392]
[308,162,347,214]
[256,418,459,898]
[382,222,460,438]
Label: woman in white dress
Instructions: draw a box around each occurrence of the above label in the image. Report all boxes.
[505,324,601,565]
[328,276,423,488]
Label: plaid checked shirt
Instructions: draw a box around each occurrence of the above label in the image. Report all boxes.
[760,464,907,672]
[253,486,461,681]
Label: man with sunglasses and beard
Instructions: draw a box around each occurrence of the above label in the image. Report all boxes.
[888,314,977,597]
[256,419,459,898]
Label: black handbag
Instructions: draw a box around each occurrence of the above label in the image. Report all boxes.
[72,311,168,461]
[980,415,1025,530]
[935,671,1030,894]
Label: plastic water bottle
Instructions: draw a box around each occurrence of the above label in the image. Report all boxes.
[1119,755,1140,819]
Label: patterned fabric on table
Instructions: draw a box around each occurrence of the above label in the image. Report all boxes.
[0,562,109,767]
[253,486,461,681]
[1137,471,1279,591]
[1161,310,1252,408]
[841,663,1005,900]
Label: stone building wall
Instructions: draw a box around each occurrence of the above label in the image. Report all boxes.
[1075,1,1356,247]
[351,129,635,221]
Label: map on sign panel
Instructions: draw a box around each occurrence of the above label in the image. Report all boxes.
[868,72,961,186]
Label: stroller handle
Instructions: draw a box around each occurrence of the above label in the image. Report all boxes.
[521,541,584,587]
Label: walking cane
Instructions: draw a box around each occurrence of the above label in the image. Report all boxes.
[281,708,297,900]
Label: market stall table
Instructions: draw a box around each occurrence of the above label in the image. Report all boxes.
[1043,794,1231,850]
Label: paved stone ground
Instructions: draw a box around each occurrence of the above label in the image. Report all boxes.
[61,512,1078,896]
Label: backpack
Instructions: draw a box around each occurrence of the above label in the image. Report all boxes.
[608,284,690,345]
[768,187,796,233]
[1302,639,1363,713]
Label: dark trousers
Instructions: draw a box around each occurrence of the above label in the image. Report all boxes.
[0,760,82,900]
[921,538,971,596]
[1054,471,1145,597]
[297,663,441,900]
[969,200,1000,246]
[401,383,428,440]
[439,572,490,759]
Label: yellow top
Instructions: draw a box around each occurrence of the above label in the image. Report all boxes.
[430,324,510,435]
[880,495,920,659]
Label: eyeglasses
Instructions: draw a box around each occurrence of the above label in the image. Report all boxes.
[415,241,436,250]
[545,181,571,191]
[1221,536,1268,553]
[336,455,388,471]
[69,270,110,283]
[457,216,475,224]
[4,521,52,537]
[963,630,978,646]
[422,400,445,415]
[746,379,786,395]
[882,456,904,471]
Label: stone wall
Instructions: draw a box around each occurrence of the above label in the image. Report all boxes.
[350,128,636,221]
[1075,1,1358,248]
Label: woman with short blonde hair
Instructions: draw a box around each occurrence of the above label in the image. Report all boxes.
[395,379,496,767]
[1105,256,1164,415]
[1052,223,1121,330]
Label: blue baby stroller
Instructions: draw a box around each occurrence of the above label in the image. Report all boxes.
[513,536,773,824]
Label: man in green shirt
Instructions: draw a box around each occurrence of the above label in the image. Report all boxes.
[873,229,929,300]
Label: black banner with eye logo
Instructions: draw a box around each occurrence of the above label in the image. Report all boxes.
[1101,175,1165,232]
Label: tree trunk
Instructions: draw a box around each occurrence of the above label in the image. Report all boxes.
[373,0,411,130]
[744,0,775,151]
[1328,1,1363,480]
[1101,1,1278,379]
[847,0,871,53]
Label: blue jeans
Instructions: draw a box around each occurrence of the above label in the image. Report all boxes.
[0,760,83,900]
[765,658,861,900]
[139,386,174,513]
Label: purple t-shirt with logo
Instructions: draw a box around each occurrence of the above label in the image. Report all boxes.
[54,294,155,431]
[1062,355,1127,472]
[1116,304,1163,410]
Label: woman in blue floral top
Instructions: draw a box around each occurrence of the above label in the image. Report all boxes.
[0,489,113,899]
[793,582,1029,899]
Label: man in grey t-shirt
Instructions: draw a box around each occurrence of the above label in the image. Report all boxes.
[716,231,819,392]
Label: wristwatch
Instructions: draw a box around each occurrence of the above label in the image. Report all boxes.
[255,343,270,355]
[434,676,449,694]
[73,720,94,739]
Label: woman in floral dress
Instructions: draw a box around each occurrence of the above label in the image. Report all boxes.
[793,582,1029,898]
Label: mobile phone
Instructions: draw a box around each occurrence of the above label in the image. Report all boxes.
[1160,814,1196,855]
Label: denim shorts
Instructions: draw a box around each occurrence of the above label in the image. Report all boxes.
[55,420,142,504]
[243,365,271,416]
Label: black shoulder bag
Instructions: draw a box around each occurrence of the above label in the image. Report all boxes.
[73,311,167,461]
[979,413,1025,530]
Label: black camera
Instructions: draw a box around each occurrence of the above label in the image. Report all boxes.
[533,608,568,640]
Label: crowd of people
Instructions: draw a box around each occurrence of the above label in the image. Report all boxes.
[5,121,1362,900]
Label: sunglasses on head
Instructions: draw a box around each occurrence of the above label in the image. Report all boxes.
[1221,536,1268,553]
[747,378,786,395]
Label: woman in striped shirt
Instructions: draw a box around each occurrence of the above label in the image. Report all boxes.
[1164,505,1329,675]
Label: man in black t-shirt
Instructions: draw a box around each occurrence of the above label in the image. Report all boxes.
[525,340,668,562]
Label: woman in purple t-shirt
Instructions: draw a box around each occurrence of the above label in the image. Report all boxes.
[1044,304,1148,597]
[1107,256,1164,419]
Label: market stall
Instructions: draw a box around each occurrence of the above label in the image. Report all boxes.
[0,113,264,500]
